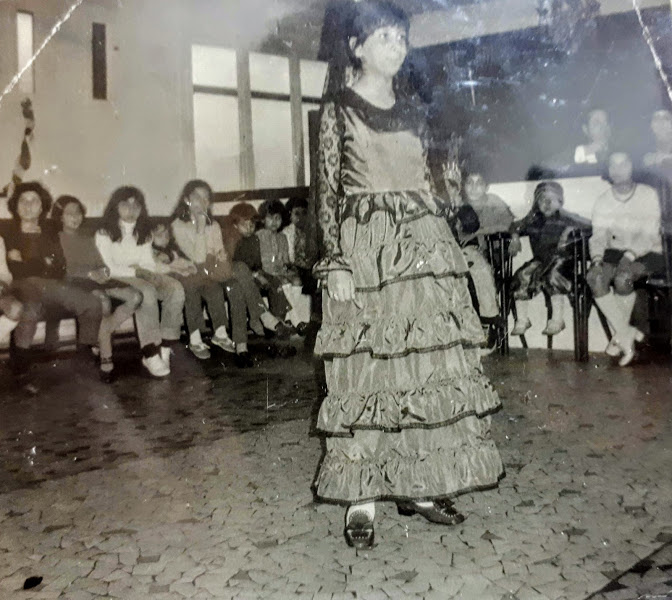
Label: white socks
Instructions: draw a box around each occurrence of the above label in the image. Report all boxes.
[259,311,279,331]
[189,329,204,345]
[0,315,19,339]
[550,295,565,322]
[214,326,230,340]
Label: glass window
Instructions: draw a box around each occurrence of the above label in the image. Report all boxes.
[193,93,241,191]
[300,59,328,99]
[16,11,34,93]
[252,98,293,188]
[249,52,290,95]
[191,45,237,88]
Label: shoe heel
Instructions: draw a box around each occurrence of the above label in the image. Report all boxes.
[397,504,415,517]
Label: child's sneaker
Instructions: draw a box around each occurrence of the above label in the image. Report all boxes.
[511,318,532,336]
[211,334,236,353]
[542,319,565,336]
[188,342,211,360]
[142,354,170,377]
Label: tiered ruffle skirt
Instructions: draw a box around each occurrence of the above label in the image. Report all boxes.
[314,206,504,503]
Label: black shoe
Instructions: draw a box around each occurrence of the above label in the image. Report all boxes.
[233,352,255,368]
[344,510,375,550]
[273,321,294,340]
[397,500,465,525]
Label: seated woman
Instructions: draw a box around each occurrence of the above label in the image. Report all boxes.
[588,152,664,366]
[0,235,24,342]
[51,195,143,382]
[151,220,235,361]
[5,182,103,376]
[95,186,186,378]
[510,181,591,337]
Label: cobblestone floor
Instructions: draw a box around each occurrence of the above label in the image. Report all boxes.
[0,344,671,599]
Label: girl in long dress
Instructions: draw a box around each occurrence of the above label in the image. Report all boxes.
[313,0,504,549]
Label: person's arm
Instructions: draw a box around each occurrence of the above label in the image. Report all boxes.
[0,237,12,286]
[43,234,66,279]
[172,219,206,264]
[588,200,609,264]
[312,100,350,279]
[136,241,171,274]
[94,231,138,277]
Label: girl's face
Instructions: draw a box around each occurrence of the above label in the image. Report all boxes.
[188,186,210,216]
[117,197,142,223]
[537,190,563,216]
[353,25,408,78]
[152,226,170,248]
[17,191,43,223]
[264,212,282,233]
[290,206,306,228]
[464,175,487,203]
[62,202,84,232]
[235,218,256,238]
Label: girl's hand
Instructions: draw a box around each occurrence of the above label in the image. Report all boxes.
[509,235,522,256]
[88,268,110,284]
[327,270,357,305]
[7,249,22,262]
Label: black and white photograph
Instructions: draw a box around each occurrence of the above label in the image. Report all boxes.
[0,0,671,598]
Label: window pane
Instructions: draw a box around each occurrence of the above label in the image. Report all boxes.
[16,12,34,93]
[192,45,237,88]
[193,93,241,191]
[300,59,328,98]
[250,52,290,95]
[252,99,293,188]
[302,102,320,183]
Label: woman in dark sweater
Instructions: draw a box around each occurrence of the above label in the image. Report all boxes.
[5,182,103,374]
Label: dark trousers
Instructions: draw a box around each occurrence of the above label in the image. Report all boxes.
[11,277,103,348]
[173,273,229,335]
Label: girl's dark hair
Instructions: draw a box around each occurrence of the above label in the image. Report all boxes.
[347,1,409,69]
[286,197,308,213]
[99,186,152,244]
[7,181,53,223]
[51,195,86,231]
[533,181,564,211]
[258,199,287,223]
[171,179,213,222]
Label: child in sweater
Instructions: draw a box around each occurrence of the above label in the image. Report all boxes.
[510,181,591,336]
[152,220,235,360]
[52,195,142,381]
[95,186,185,377]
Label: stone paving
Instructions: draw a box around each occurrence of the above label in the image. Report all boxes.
[0,345,671,599]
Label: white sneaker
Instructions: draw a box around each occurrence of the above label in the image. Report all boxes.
[142,354,170,377]
[160,346,173,368]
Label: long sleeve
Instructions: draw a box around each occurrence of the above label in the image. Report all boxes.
[95,232,137,277]
[313,100,351,278]
[0,237,12,285]
[589,199,610,262]
[172,219,207,264]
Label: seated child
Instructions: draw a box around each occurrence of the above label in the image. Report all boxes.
[52,195,143,381]
[95,186,185,378]
[258,200,310,329]
[171,179,262,367]
[152,222,235,360]
[0,235,24,342]
[283,197,312,273]
[6,182,103,376]
[225,202,293,331]
[510,181,591,336]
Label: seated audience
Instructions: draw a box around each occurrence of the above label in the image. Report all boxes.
[0,235,24,342]
[95,186,186,377]
[588,152,664,366]
[545,108,612,173]
[510,181,591,337]
[52,195,143,382]
[5,182,103,376]
[225,203,293,331]
[643,109,672,172]
[460,172,515,350]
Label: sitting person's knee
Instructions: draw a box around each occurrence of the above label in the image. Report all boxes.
[130,289,144,309]
[613,270,635,295]
[1,297,24,322]
[587,264,610,297]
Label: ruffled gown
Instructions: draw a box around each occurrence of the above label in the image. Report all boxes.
[312,89,504,504]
